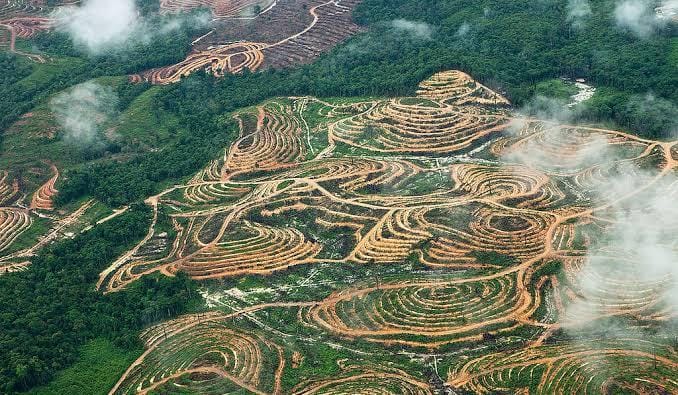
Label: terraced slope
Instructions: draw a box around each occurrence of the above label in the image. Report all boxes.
[0,0,72,61]
[0,161,96,274]
[106,71,678,394]
[133,0,363,84]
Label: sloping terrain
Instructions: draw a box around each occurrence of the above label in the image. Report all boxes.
[104,71,678,394]
[133,0,363,84]
[0,0,73,61]
[1,0,677,393]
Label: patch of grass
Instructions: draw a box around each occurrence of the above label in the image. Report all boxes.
[114,86,181,148]
[3,215,50,254]
[469,251,517,267]
[534,79,578,101]
[26,338,142,395]
[14,57,88,92]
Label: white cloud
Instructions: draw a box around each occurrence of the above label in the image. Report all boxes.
[52,0,140,54]
[50,81,118,146]
[563,168,678,328]
[503,96,678,341]
[51,0,211,54]
[456,22,471,37]
[504,122,612,173]
[614,0,666,38]
[158,12,211,35]
[567,0,592,29]
[656,0,678,20]
[390,19,433,40]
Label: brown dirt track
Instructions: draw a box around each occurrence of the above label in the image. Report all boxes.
[0,160,95,274]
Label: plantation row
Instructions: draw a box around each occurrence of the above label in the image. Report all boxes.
[292,370,432,395]
[112,312,285,394]
[0,0,44,19]
[134,42,267,84]
[559,256,673,323]
[448,339,677,394]
[415,70,510,108]
[0,208,31,252]
[29,162,58,210]
[0,171,19,205]
[111,309,445,394]
[0,0,675,389]
[0,161,70,274]
[226,102,306,173]
[98,70,678,393]
[133,0,363,84]
[330,72,510,153]
[302,273,530,347]
[0,0,81,63]
[260,0,362,69]
[101,71,675,292]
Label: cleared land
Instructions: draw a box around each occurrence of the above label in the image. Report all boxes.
[133,0,363,84]
[1,0,362,79]
[0,157,97,274]
[103,71,678,394]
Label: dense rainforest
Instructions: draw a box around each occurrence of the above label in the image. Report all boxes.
[0,0,676,392]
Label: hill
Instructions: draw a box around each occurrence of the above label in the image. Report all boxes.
[99,70,678,394]
[0,0,676,393]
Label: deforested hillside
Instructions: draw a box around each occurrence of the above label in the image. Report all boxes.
[0,0,676,393]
